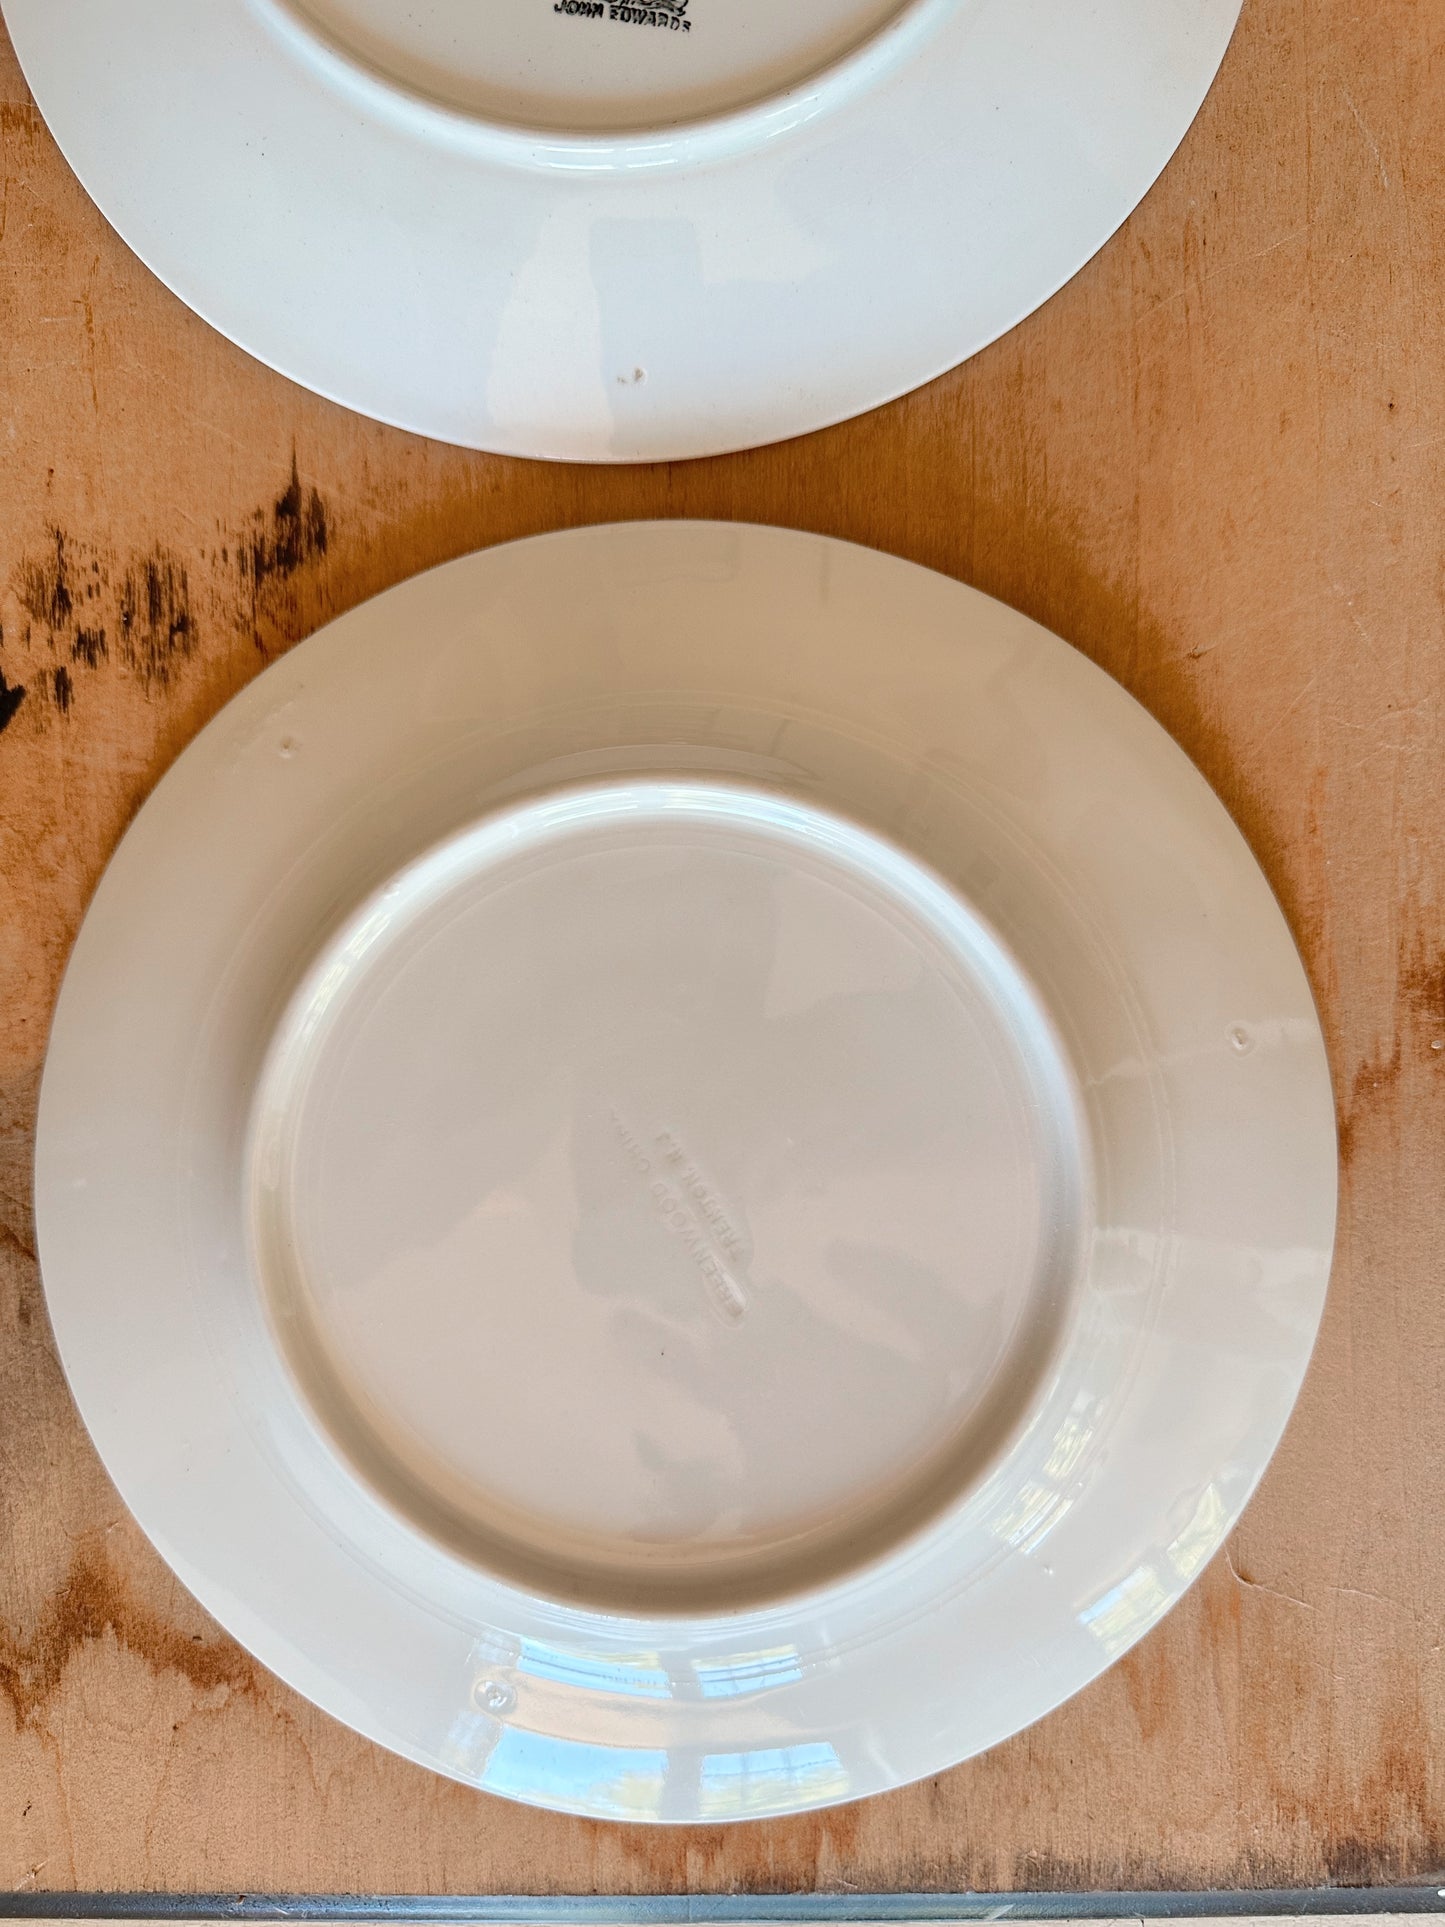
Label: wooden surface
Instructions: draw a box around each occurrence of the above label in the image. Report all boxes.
[1,0,1443,1897]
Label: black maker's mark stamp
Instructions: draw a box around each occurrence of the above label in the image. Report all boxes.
[554,0,692,31]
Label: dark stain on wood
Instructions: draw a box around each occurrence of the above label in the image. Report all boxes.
[1338,1039,1398,1168]
[1338,919,1445,1165]
[0,666,24,736]
[118,548,197,686]
[1399,932,1445,1035]
[1318,1651,1445,1883]
[8,527,96,720]
[241,455,330,649]
[1009,1807,1443,1890]
[2,458,334,724]
[0,101,45,144]
[16,526,73,632]
[7,527,201,715]
[0,1215,38,1269]
[0,1539,259,1732]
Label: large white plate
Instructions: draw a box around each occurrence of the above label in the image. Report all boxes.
[36,522,1335,1823]
[3,0,1240,461]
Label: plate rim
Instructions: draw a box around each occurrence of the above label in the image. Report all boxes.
[2,1,1244,461]
[33,521,1338,1822]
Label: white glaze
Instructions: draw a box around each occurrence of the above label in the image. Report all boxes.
[281,0,919,131]
[2,0,1242,459]
[249,780,1085,1612]
[35,523,1336,1822]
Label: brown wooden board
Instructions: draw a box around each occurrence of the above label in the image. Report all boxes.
[1,0,1443,1897]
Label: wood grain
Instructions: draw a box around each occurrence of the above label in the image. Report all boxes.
[1,0,1443,1896]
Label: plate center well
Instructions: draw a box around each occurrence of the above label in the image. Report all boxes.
[249,781,1086,1611]
[275,0,923,134]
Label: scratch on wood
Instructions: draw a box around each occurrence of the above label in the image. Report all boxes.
[1223,1543,1315,1613]
[78,284,100,418]
[1342,85,1389,190]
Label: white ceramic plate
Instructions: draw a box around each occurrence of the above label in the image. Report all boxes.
[36,522,1335,1823]
[3,0,1240,461]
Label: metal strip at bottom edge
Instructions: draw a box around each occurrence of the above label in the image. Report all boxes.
[0,1891,1441,1920]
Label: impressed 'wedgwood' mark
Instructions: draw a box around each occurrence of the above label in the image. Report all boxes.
[555,0,691,32]
[611,1109,748,1324]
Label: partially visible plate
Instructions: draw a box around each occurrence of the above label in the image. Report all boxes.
[3,0,1240,460]
[35,522,1335,1822]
